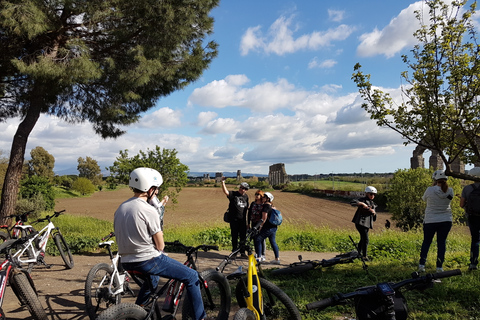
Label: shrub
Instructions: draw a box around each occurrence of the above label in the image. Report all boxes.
[72,177,96,195]
[15,193,46,219]
[19,175,55,210]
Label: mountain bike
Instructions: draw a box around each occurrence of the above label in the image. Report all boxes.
[306,269,462,320]
[216,225,301,320]
[0,235,48,320]
[0,210,36,242]
[271,235,367,276]
[96,240,231,320]
[85,232,145,320]
[12,210,74,273]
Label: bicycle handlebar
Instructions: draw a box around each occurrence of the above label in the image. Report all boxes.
[101,232,115,241]
[33,210,66,223]
[306,269,462,311]
[164,240,219,257]
[7,210,35,222]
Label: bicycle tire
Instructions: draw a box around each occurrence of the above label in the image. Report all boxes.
[182,269,231,320]
[84,263,120,320]
[96,302,147,320]
[270,261,315,276]
[10,271,48,320]
[0,306,5,320]
[235,277,301,320]
[233,307,256,320]
[54,233,74,269]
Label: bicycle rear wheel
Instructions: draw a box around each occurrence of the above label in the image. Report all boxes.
[10,271,48,320]
[270,261,315,276]
[96,302,147,320]
[84,263,120,320]
[182,269,231,320]
[235,277,301,320]
[54,233,74,269]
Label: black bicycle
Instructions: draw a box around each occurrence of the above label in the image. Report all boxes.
[271,235,366,276]
[96,240,231,320]
[306,269,462,320]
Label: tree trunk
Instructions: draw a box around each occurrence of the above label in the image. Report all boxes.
[0,101,42,224]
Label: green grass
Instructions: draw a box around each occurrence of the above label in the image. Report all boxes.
[289,179,366,191]
[46,212,479,319]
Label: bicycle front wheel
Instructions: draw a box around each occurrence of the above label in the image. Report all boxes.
[233,308,256,320]
[10,271,48,320]
[235,277,301,320]
[96,303,147,320]
[54,233,74,269]
[182,269,231,320]
[84,263,120,320]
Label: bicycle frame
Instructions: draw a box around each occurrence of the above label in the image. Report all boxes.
[98,240,127,297]
[12,217,59,266]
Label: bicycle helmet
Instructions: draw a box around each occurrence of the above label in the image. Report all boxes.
[129,167,163,192]
[365,186,377,194]
[469,167,480,177]
[240,182,250,190]
[264,192,274,202]
[432,170,447,180]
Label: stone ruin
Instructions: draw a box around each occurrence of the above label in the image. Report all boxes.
[236,170,242,181]
[410,144,465,172]
[268,163,289,186]
[215,172,223,183]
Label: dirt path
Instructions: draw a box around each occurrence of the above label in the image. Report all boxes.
[55,187,393,232]
[4,250,338,320]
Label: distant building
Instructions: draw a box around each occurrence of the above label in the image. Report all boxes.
[268,163,289,186]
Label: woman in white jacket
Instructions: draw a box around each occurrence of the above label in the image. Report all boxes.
[418,170,454,273]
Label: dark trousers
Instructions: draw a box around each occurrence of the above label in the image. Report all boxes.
[230,219,247,254]
[355,224,370,258]
[419,221,452,268]
[468,215,480,266]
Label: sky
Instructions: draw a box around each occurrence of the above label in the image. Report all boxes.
[0,0,469,176]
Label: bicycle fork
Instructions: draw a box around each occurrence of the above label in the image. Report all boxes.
[242,255,263,319]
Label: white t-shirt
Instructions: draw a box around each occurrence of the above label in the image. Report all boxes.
[113,197,162,263]
[422,186,454,224]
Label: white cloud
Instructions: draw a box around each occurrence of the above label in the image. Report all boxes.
[308,57,338,69]
[240,14,355,56]
[138,107,182,128]
[197,111,218,126]
[328,9,345,22]
[357,1,424,58]
[189,75,308,112]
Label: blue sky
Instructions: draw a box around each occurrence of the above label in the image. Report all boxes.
[0,0,466,175]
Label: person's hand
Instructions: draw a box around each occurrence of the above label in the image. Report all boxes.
[222,176,226,181]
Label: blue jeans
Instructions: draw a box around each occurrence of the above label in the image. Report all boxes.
[468,215,480,266]
[255,227,279,259]
[123,254,206,320]
[419,221,452,268]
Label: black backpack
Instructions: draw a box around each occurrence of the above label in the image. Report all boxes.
[466,184,480,216]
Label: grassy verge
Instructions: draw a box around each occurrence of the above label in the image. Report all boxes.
[44,213,478,319]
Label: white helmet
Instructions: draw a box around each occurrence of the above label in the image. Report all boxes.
[432,170,447,180]
[365,186,377,194]
[240,182,250,190]
[468,167,480,177]
[264,192,274,202]
[129,167,163,192]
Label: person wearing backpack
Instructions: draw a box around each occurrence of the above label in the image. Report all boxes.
[460,166,480,270]
[418,170,454,273]
[351,186,378,261]
[248,190,267,262]
[255,192,281,264]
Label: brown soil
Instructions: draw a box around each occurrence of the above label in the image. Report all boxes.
[4,187,391,319]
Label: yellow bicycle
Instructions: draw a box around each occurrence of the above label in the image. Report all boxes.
[216,226,301,320]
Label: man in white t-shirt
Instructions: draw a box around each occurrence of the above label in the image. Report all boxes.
[114,167,205,319]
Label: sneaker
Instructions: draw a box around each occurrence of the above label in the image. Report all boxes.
[469,264,478,271]
[270,259,281,265]
[436,267,444,273]
[418,264,426,272]
[260,256,266,262]
[240,253,248,259]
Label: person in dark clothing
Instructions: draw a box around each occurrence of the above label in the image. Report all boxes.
[255,192,280,264]
[460,167,480,270]
[221,177,249,257]
[351,186,378,261]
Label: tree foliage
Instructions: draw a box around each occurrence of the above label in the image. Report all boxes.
[77,156,102,185]
[108,146,189,204]
[72,177,96,196]
[19,175,55,210]
[0,0,219,222]
[387,167,464,231]
[27,146,55,182]
[352,0,480,180]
